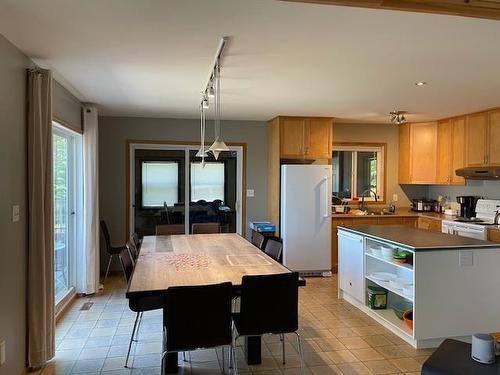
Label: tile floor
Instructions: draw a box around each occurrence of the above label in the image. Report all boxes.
[35,274,433,375]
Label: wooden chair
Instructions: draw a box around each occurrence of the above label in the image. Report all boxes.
[156,224,185,235]
[191,222,220,234]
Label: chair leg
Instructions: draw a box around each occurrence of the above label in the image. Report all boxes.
[221,347,225,374]
[293,332,304,375]
[134,312,143,342]
[125,312,140,368]
[103,255,113,284]
[280,333,285,364]
[231,332,239,375]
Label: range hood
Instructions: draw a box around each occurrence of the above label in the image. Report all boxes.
[456,167,500,180]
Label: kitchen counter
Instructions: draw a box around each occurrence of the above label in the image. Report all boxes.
[331,209,454,221]
[339,224,498,250]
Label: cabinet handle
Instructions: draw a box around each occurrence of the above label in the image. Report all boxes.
[486,155,489,164]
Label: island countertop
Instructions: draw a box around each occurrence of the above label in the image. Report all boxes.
[338,225,499,250]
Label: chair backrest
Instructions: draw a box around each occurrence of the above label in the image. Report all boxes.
[156,224,185,235]
[264,238,283,262]
[164,282,233,352]
[119,248,135,283]
[131,232,141,249]
[100,220,112,252]
[251,231,266,250]
[126,239,138,262]
[191,222,220,234]
[239,272,299,336]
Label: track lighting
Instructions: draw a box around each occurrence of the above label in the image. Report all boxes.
[389,110,408,125]
[207,82,215,98]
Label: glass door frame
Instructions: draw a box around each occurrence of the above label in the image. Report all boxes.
[127,142,244,238]
[52,122,83,309]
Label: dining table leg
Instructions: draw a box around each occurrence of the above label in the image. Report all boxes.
[244,336,262,365]
[162,308,178,374]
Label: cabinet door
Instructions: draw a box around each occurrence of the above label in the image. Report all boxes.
[488,110,500,166]
[450,117,466,185]
[338,231,364,302]
[410,122,437,184]
[436,120,452,184]
[466,113,488,167]
[398,123,411,184]
[305,118,332,159]
[280,118,305,158]
[332,219,353,273]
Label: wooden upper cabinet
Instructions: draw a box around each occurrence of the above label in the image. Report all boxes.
[450,117,466,185]
[436,120,452,184]
[409,122,437,184]
[306,118,332,159]
[277,116,332,160]
[466,112,488,167]
[488,110,500,166]
[280,118,306,158]
[398,123,411,184]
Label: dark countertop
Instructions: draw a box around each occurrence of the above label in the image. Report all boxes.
[338,225,500,250]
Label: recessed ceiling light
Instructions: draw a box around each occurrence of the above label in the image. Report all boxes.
[415,81,427,86]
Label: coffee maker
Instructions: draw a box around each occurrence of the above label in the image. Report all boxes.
[456,196,481,218]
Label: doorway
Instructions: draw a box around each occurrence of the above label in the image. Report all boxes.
[127,142,244,238]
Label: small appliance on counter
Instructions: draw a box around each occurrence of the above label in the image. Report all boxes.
[471,333,499,364]
[456,196,481,220]
[411,199,437,212]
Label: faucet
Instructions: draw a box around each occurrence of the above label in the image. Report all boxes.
[359,187,378,212]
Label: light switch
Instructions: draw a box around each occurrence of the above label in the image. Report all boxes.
[392,194,398,202]
[246,189,255,198]
[12,205,20,223]
[459,250,473,266]
[0,340,5,366]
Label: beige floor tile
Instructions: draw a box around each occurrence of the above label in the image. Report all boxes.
[339,337,371,350]
[362,359,399,374]
[336,361,372,375]
[325,350,358,364]
[350,348,384,361]
[389,357,422,372]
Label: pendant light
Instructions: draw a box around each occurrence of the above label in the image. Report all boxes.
[208,63,229,160]
[196,103,208,164]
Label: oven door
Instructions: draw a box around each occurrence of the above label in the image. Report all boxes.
[450,225,486,240]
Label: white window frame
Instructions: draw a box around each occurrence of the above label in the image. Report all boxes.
[52,122,83,309]
[332,144,385,202]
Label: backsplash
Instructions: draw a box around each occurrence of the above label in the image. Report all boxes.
[429,180,500,200]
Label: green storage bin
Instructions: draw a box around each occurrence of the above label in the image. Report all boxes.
[367,286,388,309]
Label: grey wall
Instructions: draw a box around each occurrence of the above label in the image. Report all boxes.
[98,116,267,269]
[0,34,32,375]
[429,180,500,201]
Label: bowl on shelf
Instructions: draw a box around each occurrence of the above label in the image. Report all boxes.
[369,245,383,257]
[392,301,413,320]
[403,309,413,330]
[389,278,413,291]
[393,250,408,264]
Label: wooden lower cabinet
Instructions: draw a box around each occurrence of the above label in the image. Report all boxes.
[488,228,500,242]
[417,216,442,232]
[331,216,418,273]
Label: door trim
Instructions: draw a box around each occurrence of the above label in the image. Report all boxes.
[125,139,247,240]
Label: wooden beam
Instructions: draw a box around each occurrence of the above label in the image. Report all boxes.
[281,0,500,21]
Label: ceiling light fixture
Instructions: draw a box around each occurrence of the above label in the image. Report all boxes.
[415,81,427,86]
[200,36,230,161]
[196,103,208,165]
[390,110,408,125]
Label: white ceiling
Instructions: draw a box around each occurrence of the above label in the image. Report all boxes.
[1,0,500,123]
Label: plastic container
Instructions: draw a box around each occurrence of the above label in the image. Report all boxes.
[367,286,388,310]
[392,301,413,320]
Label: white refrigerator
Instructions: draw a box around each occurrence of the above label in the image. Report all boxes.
[280,165,332,275]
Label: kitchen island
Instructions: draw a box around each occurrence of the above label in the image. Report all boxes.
[338,225,500,348]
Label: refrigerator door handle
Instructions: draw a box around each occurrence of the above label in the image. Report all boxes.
[323,176,330,218]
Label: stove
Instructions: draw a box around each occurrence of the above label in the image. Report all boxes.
[442,199,500,240]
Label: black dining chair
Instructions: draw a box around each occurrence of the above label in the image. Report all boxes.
[232,272,303,372]
[191,222,220,234]
[250,231,267,250]
[131,232,141,250]
[100,220,127,283]
[162,282,237,374]
[263,237,283,263]
[126,239,139,262]
[156,224,185,235]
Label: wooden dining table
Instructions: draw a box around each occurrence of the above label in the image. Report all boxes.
[125,233,295,374]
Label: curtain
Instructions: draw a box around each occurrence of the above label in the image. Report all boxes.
[80,105,100,294]
[27,68,55,368]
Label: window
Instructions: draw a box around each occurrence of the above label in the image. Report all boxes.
[142,161,179,207]
[190,162,225,202]
[332,143,385,202]
[53,123,82,305]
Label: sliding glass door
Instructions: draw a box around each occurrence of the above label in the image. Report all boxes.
[53,123,82,305]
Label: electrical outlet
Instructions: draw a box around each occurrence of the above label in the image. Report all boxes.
[246,189,255,198]
[0,340,5,366]
[12,205,20,223]
[392,194,398,202]
[459,250,473,267]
